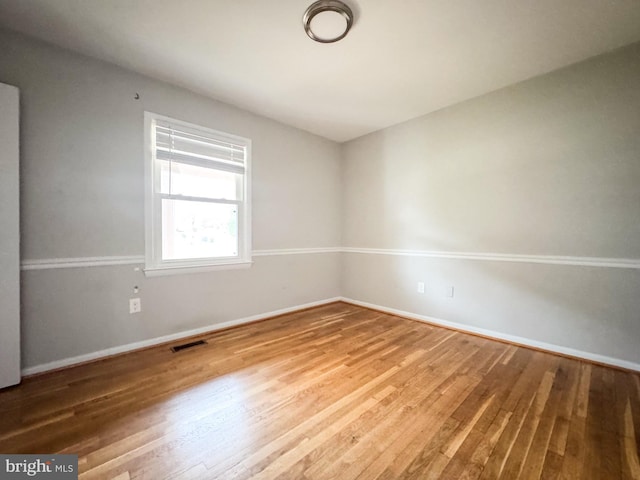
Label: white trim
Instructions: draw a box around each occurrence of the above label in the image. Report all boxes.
[341,247,640,269]
[253,247,341,256]
[21,297,342,376]
[339,297,640,372]
[21,256,145,270]
[22,294,638,375]
[144,111,156,274]
[20,249,340,270]
[143,260,253,277]
[20,247,640,270]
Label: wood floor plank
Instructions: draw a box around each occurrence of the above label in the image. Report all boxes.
[0,302,638,480]
[558,362,592,479]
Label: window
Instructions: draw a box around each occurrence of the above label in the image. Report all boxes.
[144,112,251,275]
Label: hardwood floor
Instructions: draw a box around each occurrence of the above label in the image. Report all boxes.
[1,302,639,479]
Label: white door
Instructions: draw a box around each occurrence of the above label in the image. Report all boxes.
[0,83,20,388]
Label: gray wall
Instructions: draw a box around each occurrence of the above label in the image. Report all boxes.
[342,43,640,365]
[0,29,342,369]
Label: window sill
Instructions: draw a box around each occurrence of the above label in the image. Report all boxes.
[144,260,253,277]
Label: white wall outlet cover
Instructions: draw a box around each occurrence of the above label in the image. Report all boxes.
[129,297,142,314]
[446,287,455,298]
[417,282,425,293]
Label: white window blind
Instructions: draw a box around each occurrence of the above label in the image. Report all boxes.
[155,121,246,175]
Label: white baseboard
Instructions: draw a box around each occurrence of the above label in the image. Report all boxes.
[21,297,342,376]
[339,297,640,372]
[22,296,640,376]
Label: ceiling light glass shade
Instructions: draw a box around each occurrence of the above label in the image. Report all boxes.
[303,1,353,43]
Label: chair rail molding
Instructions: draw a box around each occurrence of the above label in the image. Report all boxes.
[20,247,640,270]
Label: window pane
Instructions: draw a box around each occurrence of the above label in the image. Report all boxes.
[160,160,239,200]
[161,199,238,260]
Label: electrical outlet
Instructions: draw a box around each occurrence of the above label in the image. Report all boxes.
[446,286,454,298]
[129,297,141,314]
[417,282,425,294]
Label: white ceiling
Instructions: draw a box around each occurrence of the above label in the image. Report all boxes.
[1,1,640,142]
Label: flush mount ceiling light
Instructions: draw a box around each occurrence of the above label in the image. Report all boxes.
[303,0,353,43]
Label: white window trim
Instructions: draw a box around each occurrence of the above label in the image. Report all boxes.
[144,111,252,276]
